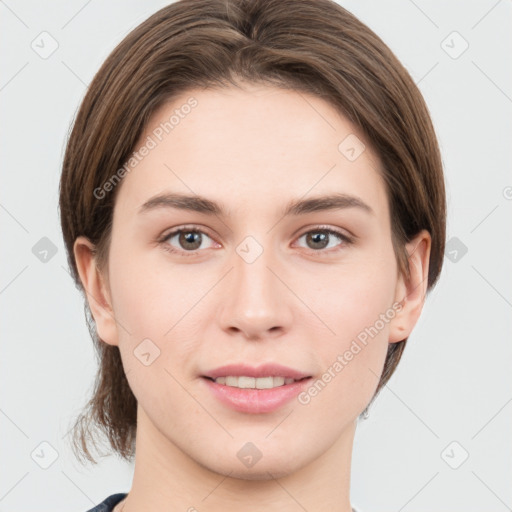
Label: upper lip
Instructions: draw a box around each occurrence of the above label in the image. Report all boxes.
[202,363,311,380]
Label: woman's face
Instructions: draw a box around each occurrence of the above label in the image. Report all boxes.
[84,83,428,478]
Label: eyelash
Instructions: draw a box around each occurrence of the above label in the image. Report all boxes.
[158,225,354,259]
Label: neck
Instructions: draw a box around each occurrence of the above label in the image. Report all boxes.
[122,406,356,512]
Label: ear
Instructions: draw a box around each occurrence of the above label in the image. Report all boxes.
[73,236,119,346]
[388,229,431,344]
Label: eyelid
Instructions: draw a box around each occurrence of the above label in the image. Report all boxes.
[295,224,354,241]
[159,224,216,241]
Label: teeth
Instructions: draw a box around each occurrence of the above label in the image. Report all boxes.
[213,376,296,389]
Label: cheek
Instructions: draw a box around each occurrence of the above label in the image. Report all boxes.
[108,243,205,379]
[108,239,181,335]
[108,257,198,411]
[308,256,396,395]
[298,288,392,421]
[320,259,396,342]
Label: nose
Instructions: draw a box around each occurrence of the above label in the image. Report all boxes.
[217,240,294,341]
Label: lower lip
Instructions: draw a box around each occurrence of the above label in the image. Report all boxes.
[202,377,312,414]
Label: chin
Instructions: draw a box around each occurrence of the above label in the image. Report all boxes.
[198,453,304,481]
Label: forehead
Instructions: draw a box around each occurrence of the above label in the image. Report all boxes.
[113,83,388,222]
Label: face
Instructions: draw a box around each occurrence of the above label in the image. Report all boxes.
[80,82,428,479]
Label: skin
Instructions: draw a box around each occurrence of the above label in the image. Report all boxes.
[74,82,430,512]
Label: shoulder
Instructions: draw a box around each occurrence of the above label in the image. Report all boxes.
[85,493,127,512]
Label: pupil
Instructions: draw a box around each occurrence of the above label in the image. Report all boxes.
[308,231,328,249]
[180,231,201,250]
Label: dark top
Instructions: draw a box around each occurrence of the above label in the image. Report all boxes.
[86,492,361,511]
[86,493,127,512]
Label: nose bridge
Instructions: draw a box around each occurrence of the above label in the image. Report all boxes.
[218,232,292,336]
[234,233,279,309]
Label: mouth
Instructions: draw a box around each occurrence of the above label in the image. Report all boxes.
[202,375,311,389]
[200,363,313,413]
[200,373,313,414]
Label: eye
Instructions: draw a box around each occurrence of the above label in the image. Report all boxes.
[159,227,217,257]
[158,225,354,258]
[294,226,353,255]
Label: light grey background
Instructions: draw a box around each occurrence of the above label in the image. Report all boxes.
[1,1,511,511]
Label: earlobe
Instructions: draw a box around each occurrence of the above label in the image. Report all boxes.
[388,229,431,344]
[73,236,119,346]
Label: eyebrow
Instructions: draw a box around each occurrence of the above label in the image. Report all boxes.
[138,192,374,217]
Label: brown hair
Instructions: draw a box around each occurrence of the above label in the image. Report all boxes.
[59,0,446,464]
